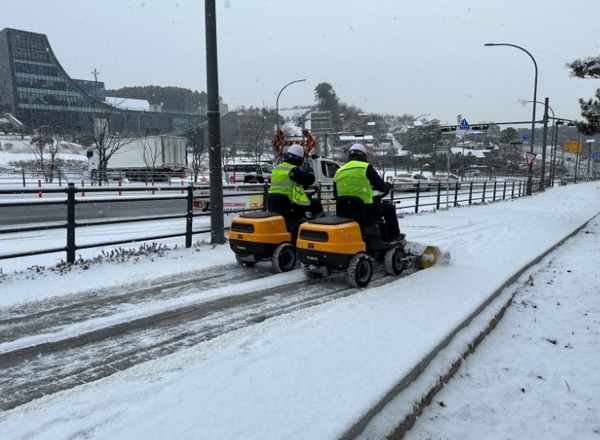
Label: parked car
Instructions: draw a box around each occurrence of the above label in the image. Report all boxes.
[223,162,272,184]
[428,173,461,190]
[410,173,434,191]
[387,173,418,191]
[464,169,481,177]
[388,173,434,192]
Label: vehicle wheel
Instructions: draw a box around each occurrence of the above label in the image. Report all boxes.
[301,262,322,279]
[272,243,296,273]
[235,255,256,267]
[346,253,373,288]
[384,246,407,275]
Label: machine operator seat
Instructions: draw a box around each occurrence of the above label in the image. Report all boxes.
[335,196,379,234]
[267,193,305,237]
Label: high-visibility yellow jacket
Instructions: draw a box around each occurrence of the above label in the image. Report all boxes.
[269,162,311,206]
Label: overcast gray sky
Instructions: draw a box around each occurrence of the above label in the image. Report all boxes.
[3,1,599,126]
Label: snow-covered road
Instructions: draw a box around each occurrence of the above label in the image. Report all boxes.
[0,183,599,439]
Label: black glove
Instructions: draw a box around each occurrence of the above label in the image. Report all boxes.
[384,182,392,195]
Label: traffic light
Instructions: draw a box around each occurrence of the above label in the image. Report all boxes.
[440,125,457,132]
[509,140,523,145]
[471,124,489,130]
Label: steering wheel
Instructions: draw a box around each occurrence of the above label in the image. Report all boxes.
[373,183,392,202]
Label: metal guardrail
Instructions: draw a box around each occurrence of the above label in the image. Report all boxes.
[0,182,268,263]
[388,178,533,213]
[0,178,540,264]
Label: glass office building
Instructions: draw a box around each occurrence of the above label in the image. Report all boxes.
[0,28,205,135]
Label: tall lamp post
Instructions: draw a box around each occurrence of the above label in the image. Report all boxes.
[205,0,225,244]
[276,79,306,133]
[485,43,538,195]
[553,120,565,183]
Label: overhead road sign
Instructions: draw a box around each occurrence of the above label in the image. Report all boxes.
[564,141,582,153]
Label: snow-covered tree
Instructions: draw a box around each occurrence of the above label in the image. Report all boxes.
[314,82,342,130]
[567,55,600,135]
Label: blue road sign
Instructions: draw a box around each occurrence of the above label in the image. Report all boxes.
[592,152,600,160]
[459,119,470,130]
[522,134,530,142]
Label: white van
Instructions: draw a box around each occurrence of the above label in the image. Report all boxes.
[223,162,272,184]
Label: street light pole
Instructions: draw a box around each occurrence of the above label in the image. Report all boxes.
[205,0,225,244]
[586,139,595,180]
[276,79,306,133]
[553,120,565,184]
[412,113,430,124]
[485,43,538,195]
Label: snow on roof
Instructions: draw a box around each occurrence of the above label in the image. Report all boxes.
[278,108,312,120]
[450,147,489,158]
[105,97,150,111]
[339,135,374,141]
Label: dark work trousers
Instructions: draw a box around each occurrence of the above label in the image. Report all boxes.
[369,202,400,239]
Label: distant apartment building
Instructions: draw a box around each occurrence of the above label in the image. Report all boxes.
[0,28,205,135]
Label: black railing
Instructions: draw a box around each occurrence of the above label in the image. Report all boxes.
[0,183,264,263]
[387,178,532,213]
[0,178,543,264]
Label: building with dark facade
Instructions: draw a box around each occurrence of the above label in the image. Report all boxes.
[0,28,205,135]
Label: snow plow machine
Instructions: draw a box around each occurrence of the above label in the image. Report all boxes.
[295,197,445,288]
[228,129,318,273]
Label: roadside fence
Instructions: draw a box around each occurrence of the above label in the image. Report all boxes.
[0,176,556,264]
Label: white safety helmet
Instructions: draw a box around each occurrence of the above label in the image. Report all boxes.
[348,143,368,161]
[287,144,304,158]
[348,143,367,155]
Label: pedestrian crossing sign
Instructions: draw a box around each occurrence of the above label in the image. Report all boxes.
[459,119,470,130]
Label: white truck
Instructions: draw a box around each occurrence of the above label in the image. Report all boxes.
[87,134,188,182]
[193,155,341,212]
[194,129,342,213]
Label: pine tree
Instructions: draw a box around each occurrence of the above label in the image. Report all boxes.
[567,56,600,135]
[314,83,342,130]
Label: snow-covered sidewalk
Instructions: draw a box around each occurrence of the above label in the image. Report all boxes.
[367,211,600,439]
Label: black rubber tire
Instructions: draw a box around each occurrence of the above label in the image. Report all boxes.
[301,262,322,279]
[346,253,373,288]
[384,246,406,276]
[272,243,296,273]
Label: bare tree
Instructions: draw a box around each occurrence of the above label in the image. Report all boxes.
[235,109,278,163]
[139,134,161,172]
[90,115,133,185]
[46,126,67,182]
[28,126,60,182]
[28,126,52,181]
[182,124,208,183]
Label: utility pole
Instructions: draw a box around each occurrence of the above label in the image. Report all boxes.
[205,0,225,244]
